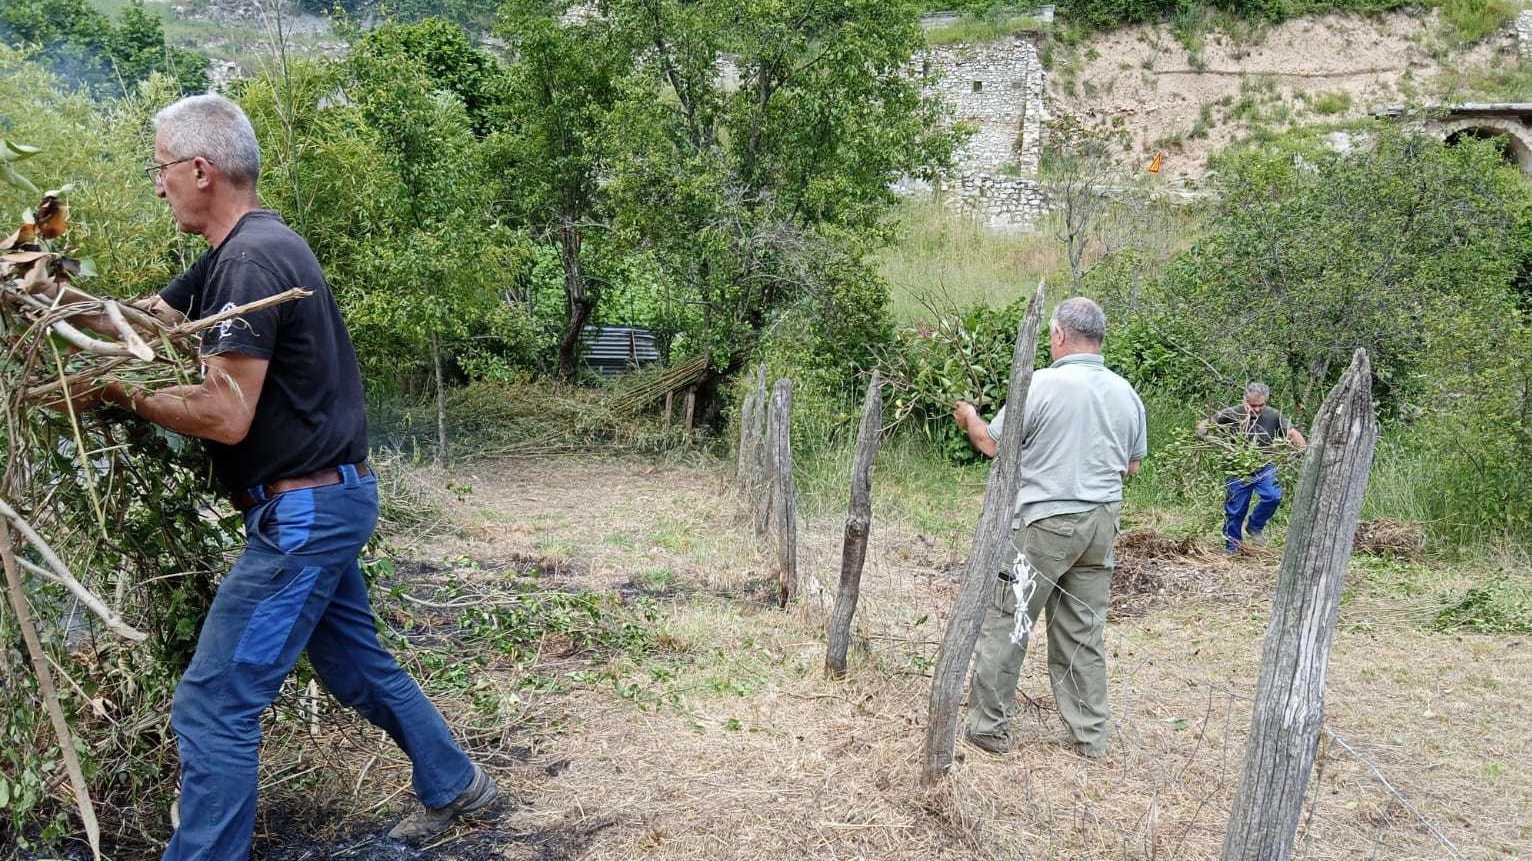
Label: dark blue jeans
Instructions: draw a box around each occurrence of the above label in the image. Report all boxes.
[1224,463,1282,551]
[162,464,473,861]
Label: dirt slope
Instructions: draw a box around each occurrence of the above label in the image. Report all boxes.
[1052,10,1519,178]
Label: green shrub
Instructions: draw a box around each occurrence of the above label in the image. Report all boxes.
[1307,90,1352,115]
[1435,0,1516,43]
[1419,320,1532,544]
[925,13,1051,44]
[744,271,894,455]
[1432,578,1532,634]
[879,297,1044,462]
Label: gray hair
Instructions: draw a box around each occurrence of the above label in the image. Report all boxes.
[1244,381,1271,400]
[153,94,261,185]
[1050,296,1106,344]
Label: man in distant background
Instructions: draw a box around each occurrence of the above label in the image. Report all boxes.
[1196,382,1306,553]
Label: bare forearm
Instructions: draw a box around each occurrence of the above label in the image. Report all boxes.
[106,383,249,445]
[966,423,998,458]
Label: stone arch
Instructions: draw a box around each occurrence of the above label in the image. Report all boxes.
[1431,117,1532,174]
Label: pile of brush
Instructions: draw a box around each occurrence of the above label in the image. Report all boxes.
[2,190,306,411]
[0,183,304,855]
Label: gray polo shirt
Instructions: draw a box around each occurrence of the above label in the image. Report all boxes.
[987,353,1148,525]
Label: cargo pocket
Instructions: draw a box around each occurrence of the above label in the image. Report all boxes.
[1026,516,1076,561]
[233,565,322,666]
[991,576,1019,614]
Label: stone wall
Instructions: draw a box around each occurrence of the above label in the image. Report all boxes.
[913,33,1049,231]
[952,173,1048,231]
[1518,10,1532,62]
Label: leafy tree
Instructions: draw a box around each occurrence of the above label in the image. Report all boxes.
[600,0,959,415]
[344,17,503,132]
[0,0,206,98]
[237,51,530,461]
[337,36,525,459]
[1040,111,1130,293]
[1098,130,1524,418]
[486,1,625,380]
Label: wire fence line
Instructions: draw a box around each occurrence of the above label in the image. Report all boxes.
[740,475,1483,860]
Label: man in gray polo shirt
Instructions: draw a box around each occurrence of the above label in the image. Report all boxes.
[951,297,1147,757]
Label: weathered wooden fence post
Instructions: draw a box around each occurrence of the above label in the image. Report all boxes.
[736,384,758,490]
[922,281,1045,784]
[683,387,697,443]
[750,365,771,536]
[768,377,798,607]
[826,371,884,679]
[663,389,674,432]
[1221,349,1378,861]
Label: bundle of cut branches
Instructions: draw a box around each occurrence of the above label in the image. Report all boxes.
[1,194,308,409]
[0,184,307,854]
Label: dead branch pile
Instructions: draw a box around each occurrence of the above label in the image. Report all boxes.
[1352,518,1426,561]
[1111,529,1219,619]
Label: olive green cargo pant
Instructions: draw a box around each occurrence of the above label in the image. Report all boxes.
[965,502,1118,755]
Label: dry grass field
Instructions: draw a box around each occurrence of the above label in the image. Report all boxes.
[230,456,1529,861]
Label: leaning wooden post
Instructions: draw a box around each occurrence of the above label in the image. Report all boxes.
[1221,349,1378,861]
[751,365,771,536]
[922,280,1045,784]
[683,388,697,443]
[826,371,883,679]
[768,378,798,607]
[664,390,674,432]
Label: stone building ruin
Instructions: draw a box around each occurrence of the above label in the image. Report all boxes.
[914,31,1050,231]
[1375,103,1532,175]
[923,36,1047,176]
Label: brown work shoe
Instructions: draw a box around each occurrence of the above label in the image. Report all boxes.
[387,765,499,843]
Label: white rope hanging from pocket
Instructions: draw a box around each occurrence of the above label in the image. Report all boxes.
[1007,547,1040,646]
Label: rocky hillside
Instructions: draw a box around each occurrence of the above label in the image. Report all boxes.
[1048,9,1525,178]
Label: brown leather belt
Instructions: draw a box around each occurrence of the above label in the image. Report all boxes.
[233,462,371,513]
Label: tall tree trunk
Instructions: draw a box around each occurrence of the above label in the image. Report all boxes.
[1222,349,1379,861]
[431,330,448,466]
[555,216,596,381]
[923,281,1046,784]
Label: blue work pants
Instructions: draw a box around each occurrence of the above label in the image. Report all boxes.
[162,464,473,861]
[1223,463,1282,551]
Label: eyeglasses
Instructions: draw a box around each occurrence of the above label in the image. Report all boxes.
[143,156,199,181]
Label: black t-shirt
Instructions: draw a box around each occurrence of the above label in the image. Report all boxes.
[1212,405,1294,448]
[160,210,368,492]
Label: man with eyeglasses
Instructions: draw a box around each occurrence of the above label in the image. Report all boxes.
[1196,382,1307,553]
[78,94,498,857]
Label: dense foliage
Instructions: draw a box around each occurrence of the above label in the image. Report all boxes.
[0,0,206,96]
[1087,130,1532,541]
